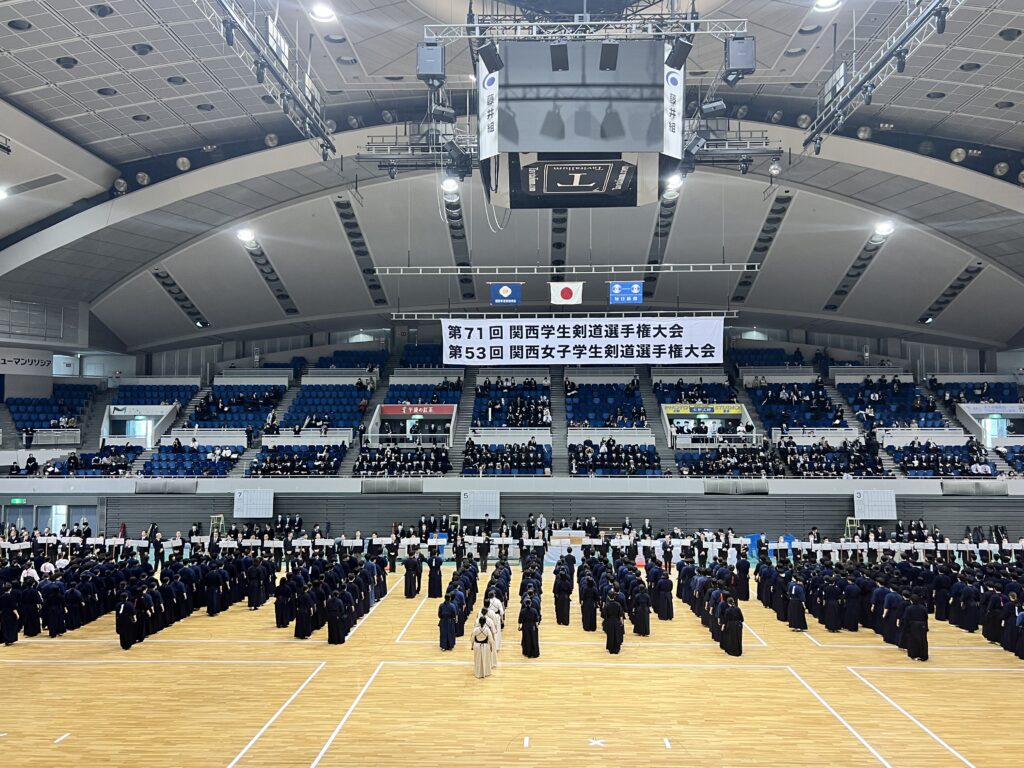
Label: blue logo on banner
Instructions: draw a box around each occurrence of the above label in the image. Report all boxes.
[490,283,522,305]
[609,281,643,304]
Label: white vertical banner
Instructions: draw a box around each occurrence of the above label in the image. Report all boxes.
[663,42,684,159]
[478,57,500,160]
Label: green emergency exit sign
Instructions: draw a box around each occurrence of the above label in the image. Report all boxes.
[9,498,28,504]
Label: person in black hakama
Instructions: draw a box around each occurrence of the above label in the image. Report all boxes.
[115,594,137,651]
[822,578,843,633]
[787,580,808,631]
[553,573,571,626]
[900,597,929,661]
[43,589,66,638]
[0,583,19,646]
[294,588,314,640]
[602,597,625,654]
[274,577,292,628]
[326,592,345,645]
[19,583,42,638]
[580,578,599,632]
[426,551,443,599]
[720,598,744,657]
[518,601,541,658]
[842,582,861,632]
[631,585,651,637]
[403,555,419,598]
[438,594,457,651]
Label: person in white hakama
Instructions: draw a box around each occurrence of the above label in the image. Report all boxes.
[472,616,495,678]
[488,607,503,653]
[482,609,500,667]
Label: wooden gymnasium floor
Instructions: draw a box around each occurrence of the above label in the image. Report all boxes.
[8,564,1024,768]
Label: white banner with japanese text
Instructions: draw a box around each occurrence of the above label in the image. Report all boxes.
[0,346,54,376]
[442,317,723,365]
[477,58,500,160]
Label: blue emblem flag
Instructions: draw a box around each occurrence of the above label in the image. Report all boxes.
[609,281,644,305]
[490,283,522,305]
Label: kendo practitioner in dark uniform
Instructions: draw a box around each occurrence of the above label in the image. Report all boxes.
[326,591,345,645]
[115,593,137,651]
[631,584,652,637]
[900,596,929,661]
[580,577,599,632]
[553,571,572,626]
[602,596,625,654]
[720,597,744,657]
[403,554,420,598]
[438,593,457,651]
[518,599,541,658]
[0,583,19,646]
[426,550,443,598]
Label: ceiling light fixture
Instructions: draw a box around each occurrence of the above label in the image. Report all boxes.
[135,171,150,186]
[175,157,191,171]
[949,147,967,163]
[923,317,934,324]
[812,0,842,11]
[309,3,336,22]
[796,113,812,129]
[440,177,459,193]
[993,161,1009,177]
[0,188,7,201]
[666,173,683,190]
[874,220,895,238]
[236,228,255,243]
[767,159,782,176]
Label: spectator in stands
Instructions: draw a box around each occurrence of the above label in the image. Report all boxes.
[568,438,661,477]
[8,462,20,476]
[353,445,450,477]
[676,439,783,477]
[22,427,34,449]
[777,436,887,477]
[463,439,550,476]
[24,455,39,476]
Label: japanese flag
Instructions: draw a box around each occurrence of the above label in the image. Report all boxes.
[550,281,584,305]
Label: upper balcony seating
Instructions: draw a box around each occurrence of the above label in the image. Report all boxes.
[386,381,462,406]
[674,444,784,476]
[191,385,285,431]
[6,383,96,430]
[565,379,646,428]
[837,376,944,429]
[315,349,389,370]
[927,378,1021,404]
[472,378,551,428]
[748,381,846,430]
[729,348,801,367]
[114,384,198,406]
[401,344,445,367]
[777,437,886,477]
[653,380,735,404]
[282,384,370,430]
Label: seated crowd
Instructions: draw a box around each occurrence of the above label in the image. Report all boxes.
[462,438,551,476]
[888,437,995,477]
[247,444,347,477]
[749,379,846,430]
[653,379,736,404]
[839,375,944,429]
[927,377,1021,405]
[192,386,284,430]
[6,383,95,431]
[143,439,243,477]
[472,376,551,428]
[568,437,663,476]
[386,377,461,405]
[675,441,785,476]
[352,445,451,476]
[778,435,888,477]
[565,378,647,428]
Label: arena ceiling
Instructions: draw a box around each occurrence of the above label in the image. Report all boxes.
[0,0,1022,354]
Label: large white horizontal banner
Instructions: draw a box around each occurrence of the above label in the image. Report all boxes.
[0,346,53,376]
[442,317,723,365]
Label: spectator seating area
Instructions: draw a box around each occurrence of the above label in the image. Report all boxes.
[6,383,96,429]
[674,444,784,476]
[192,385,285,430]
[565,380,646,428]
[352,445,451,476]
[401,344,445,367]
[114,384,198,405]
[838,377,944,429]
[262,357,307,378]
[41,445,144,477]
[143,444,243,477]
[386,380,462,405]
[997,446,1024,473]
[568,439,662,476]
[315,349,389,370]
[283,383,372,430]
[653,380,735,404]
[462,440,552,476]
[748,381,846,430]
[246,444,347,476]
[929,379,1020,404]
[729,348,802,367]
[472,378,551,428]
[777,438,886,477]
[886,439,995,477]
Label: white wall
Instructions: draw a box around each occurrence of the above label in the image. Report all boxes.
[150,343,222,377]
[81,354,135,378]
[997,349,1024,375]
[52,355,78,376]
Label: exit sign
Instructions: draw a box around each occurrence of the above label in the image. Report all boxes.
[9,498,28,505]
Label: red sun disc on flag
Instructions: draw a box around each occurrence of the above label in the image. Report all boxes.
[560,286,574,300]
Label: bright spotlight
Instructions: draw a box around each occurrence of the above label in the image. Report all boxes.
[662,188,680,201]
[236,228,255,243]
[768,159,781,176]
[874,220,895,238]
[135,171,150,186]
[813,0,842,10]
[309,3,336,22]
[440,177,459,193]
[0,188,7,201]
[923,317,934,324]
[666,173,683,190]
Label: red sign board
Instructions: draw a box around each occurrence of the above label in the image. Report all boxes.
[379,404,456,417]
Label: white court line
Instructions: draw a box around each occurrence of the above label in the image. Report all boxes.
[523,737,529,748]
[309,662,385,768]
[847,667,976,768]
[394,596,428,643]
[346,579,401,640]
[743,622,768,647]
[663,738,671,749]
[54,734,70,744]
[802,631,824,647]
[226,661,326,768]
[786,666,892,768]
[850,666,1024,672]
[801,630,1000,652]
